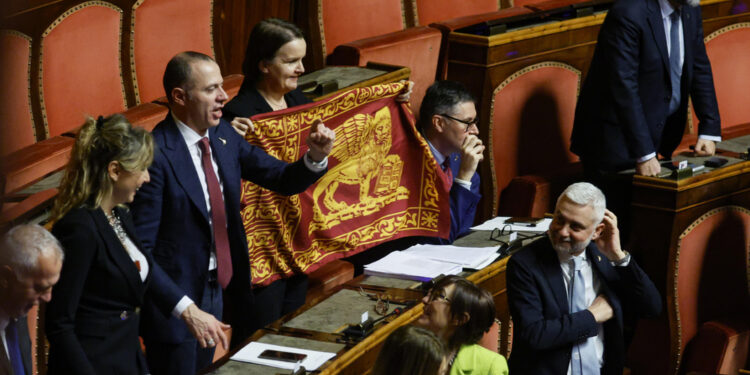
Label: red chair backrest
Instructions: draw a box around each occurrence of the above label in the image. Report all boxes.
[489,62,580,215]
[0,30,36,156]
[131,0,215,104]
[40,2,126,138]
[319,0,405,56]
[670,206,750,372]
[690,23,750,132]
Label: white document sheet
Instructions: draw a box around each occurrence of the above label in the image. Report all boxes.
[401,244,499,269]
[363,251,462,281]
[470,216,552,233]
[229,342,337,371]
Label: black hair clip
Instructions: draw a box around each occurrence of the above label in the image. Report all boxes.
[96,115,105,130]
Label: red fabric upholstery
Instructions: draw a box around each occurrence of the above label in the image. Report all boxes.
[122,102,168,132]
[26,303,39,375]
[523,0,595,11]
[682,319,750,375]
[498,162,582,217]
[411,0,500,26]
[305,259,354,304]
[0,31,35,156]
[319,0,405,56]
[489,63,580,216]
[223,74,244,102]
[670,206,750,374]
[428,7,533,79]
[0,189,58,232]
[690,23,750,133]
[41,3,126,138]
[131,0,214,104]
[328,26,442,110]
[478,320,500,353]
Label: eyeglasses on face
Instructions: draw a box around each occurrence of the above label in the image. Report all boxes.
[426,289,452,304]
[438,113,479,133]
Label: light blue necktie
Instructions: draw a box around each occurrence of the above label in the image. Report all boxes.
[570,257,599,375]
[668,9,682,114]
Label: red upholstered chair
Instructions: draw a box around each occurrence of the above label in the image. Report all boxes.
[478,320,501,353]
[689,23,750,139]
[667,206,750,375]
[308,0,442,109]
[40,2,126,138]
[122,102,169,132]
[328,27,441,110]
[0,30,36,156]
[488,62,581,217]
[130,0,214,105]
[404,0,500,27]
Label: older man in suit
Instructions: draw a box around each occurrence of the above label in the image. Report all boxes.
[0,224,64,375]
[131,51,335,374]
[507,182,661,375]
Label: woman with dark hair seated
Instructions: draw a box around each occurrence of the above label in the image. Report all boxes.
[415,275,508,375]
[373,325,448,375]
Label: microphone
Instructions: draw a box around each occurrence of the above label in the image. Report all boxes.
[342,305,412,339]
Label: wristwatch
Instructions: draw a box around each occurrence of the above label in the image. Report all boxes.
[613,251,631,266]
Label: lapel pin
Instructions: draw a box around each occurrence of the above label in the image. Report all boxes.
[597,255,602,262]
[218,137,226,145]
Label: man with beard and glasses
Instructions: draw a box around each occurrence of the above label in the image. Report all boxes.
[570,0,721,240]
[506,182,661,375]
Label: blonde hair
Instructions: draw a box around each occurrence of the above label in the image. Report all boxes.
[50,114,153,223]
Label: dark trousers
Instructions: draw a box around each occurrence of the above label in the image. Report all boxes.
[144,278,223,375]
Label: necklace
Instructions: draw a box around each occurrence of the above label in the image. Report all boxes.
[258,89,287,111]
[105,210,141,272]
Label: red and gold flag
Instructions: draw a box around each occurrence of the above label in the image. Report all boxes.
[241,82,451,285]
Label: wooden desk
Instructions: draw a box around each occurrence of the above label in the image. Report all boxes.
[443,0,750,222]
[205,230,519,374]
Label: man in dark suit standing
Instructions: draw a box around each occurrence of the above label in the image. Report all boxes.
[131,51,335,374]
[572,0,721,176]
[507,182,661,375]
[0,224,64,375]
[418,81,484,243]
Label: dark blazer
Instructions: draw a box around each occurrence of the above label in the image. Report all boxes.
[130,114,324,343]
[223,80,311,121]
[445,153,481,243]
[571,0,720,171]
[506,236,661,375]
[47,206,158,375]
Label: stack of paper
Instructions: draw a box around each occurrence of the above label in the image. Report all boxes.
[364,251,462,281]
[230,342,337,371]
[471,216,552,232]
[401,244,499,270]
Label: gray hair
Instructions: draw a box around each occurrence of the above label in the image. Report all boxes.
[0,224,64,277]
[557,182,606,223]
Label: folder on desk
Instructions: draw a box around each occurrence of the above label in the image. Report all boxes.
[364,252,462,281]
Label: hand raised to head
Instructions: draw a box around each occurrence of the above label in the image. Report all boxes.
[593,209,626,262]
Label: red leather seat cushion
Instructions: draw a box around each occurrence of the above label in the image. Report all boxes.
[41,4,126,138]
[683,319,750,375]
[132,0,214,104]
[0,31,35,156]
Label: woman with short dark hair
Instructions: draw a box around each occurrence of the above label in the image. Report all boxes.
[415,275,508,375]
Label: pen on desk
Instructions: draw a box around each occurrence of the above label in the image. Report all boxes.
[515,223,536,227]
